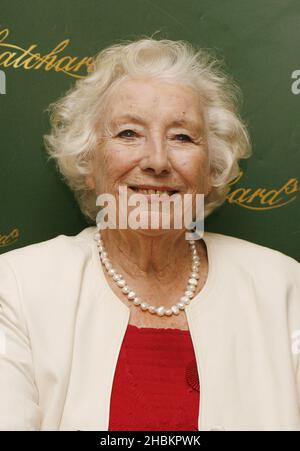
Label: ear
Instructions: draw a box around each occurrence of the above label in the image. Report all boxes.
[85,174,95,190]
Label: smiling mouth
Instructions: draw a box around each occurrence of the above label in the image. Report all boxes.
[128,185,179,195]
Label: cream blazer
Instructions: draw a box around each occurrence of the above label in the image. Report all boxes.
[0,226,299,431]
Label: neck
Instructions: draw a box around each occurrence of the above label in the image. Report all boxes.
[100,228,192,280]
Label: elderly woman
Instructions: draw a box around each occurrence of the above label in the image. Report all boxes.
[0,38,299,431]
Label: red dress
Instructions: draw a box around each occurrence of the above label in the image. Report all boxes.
[108,324,200,431]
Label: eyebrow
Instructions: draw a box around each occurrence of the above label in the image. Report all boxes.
[111,114,203,132]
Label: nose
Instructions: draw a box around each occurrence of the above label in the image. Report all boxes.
[138,136,171,176]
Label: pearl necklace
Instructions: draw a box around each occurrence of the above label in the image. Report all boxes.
[94,230,201,316]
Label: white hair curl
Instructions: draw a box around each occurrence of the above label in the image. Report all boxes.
[43,36,252,223]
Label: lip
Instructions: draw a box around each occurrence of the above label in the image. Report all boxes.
[128,184,180,193]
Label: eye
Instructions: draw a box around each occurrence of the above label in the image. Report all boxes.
[117,129,138,139]
[173,134,193,143]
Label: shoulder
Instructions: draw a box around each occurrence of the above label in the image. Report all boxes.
[0,226,97,277]
[205,231,300,282]
[0,226,99,332]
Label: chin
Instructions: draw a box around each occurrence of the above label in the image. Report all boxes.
[125,208,182,233]
[129,227,179,238]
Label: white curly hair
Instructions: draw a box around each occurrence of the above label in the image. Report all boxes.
[43,36,252,224]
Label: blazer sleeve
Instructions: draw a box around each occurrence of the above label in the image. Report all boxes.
[0,255,41,430]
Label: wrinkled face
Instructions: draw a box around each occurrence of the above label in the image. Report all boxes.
[85,77,212,233]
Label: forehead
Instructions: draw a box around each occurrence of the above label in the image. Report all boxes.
[105,78,204,124]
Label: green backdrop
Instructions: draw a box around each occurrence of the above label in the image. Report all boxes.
[0,0,299,260]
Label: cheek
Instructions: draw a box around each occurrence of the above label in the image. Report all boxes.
[107,149,136,177]
[94,146,136,190]
[175,152,210,189]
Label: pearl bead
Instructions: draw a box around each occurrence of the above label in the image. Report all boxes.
[187,284,196,292]
[122,286,130,294]
[156,306,165,316]
[188,278,198,286]
[140,302,149,311]
[171,305,179,315]
[191,272,200,279]
[185,291,194,298]
[165,309,172,316]
[177,302,185,310]
[105,262,112,270]
[117,279,126,287]
[192,265,199,272]
[148,306,156,314]
[133,297,141,305]
[127,291,136,300]
[108,268,115,276]
[192,256,200,262]
[180,296,189,304]
[113,274,121,281]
